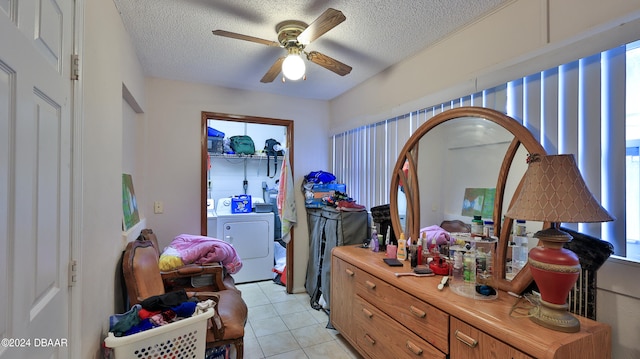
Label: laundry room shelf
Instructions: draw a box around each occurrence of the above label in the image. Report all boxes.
[209,153,282,160]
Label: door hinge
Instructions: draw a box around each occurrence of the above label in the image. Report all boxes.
[68,259,77,287]
[71,54,79,81]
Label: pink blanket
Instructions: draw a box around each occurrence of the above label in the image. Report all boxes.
[167,234,243,274]
[420,225,451,246]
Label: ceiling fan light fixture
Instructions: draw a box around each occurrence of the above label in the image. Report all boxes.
[282,51,306,81]
[213,8,350,83]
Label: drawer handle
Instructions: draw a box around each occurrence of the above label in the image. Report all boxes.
[345,268,354,276]
[362,308,373,318]
[364,334,376,345]
[409,305,426,318]
[406,340,424,356]
[365,280,376,289]
[454,329,478,348]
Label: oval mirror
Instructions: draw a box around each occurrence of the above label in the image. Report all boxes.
[390,107,547,293]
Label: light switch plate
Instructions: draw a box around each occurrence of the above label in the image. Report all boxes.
[154,201,163,214]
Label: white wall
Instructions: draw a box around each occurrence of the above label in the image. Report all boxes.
[143,77,329,293]
[330,0,640,133]
[328,0,640,357]
[81,0,146,357]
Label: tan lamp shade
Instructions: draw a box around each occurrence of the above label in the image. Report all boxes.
[505,154,613,223]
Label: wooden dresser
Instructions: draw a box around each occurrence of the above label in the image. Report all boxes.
[331,245,611,359]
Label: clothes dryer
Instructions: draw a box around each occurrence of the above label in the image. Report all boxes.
[214,197,274,283]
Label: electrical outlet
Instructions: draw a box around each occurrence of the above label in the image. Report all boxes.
[154,201,164,214]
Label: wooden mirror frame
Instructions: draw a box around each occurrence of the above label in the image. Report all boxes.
[389,107,547,293]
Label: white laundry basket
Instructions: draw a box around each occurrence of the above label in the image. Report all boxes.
[104,308,215,359]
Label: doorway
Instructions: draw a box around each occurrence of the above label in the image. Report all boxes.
[201,111,294,293]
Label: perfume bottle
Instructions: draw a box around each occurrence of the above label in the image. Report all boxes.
[370,227,379,252]
[396,232,407,261]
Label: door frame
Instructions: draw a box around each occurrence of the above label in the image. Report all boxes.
[70,0,84,357]
[201,111,295,293]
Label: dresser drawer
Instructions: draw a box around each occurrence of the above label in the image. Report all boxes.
[354,295,446,359]
[330,256,358,344]
[451,317,534,359]
[355,269,449,353]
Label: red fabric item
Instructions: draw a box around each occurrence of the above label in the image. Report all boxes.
[399,160,410,187]
[138,308,160,320]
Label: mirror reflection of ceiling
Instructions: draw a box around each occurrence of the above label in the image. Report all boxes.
[441,117,513,149]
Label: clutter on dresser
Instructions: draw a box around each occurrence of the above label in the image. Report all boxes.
[370,204,397,249]
[331,245,612,359]
[448,232,498,300]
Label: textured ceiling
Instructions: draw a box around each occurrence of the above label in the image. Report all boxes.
[113,0,510,101]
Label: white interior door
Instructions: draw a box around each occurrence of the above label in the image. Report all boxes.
[0,0,74,358]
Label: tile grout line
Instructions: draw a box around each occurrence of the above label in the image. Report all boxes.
[237,280,361,359]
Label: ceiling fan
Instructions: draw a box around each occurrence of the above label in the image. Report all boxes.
[212,8,352,83]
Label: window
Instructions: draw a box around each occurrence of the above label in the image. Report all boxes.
[332,40,640,263]
[626,41,640,261]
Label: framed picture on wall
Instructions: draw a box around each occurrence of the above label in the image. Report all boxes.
[122,173,140,231]
[461,187,495,218]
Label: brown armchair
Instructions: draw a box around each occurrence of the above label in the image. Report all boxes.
[138,228,239,293]
[122,232,248,358]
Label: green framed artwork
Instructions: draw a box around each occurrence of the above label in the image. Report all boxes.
[461,187,496,218]
[122,173,140,231]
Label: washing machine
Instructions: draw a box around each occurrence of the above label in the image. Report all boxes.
[211,197,274,284]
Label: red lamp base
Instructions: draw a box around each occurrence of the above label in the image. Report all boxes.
[527,225,581,333]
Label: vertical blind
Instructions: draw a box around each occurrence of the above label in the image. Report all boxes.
[331,45,627,257]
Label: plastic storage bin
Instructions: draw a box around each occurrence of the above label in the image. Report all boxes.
[448,233,498,300]
[104,308,215,359]
[207,136,224,154]
[254,203,273,213]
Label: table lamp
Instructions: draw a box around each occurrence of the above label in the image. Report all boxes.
[505,154,613,332]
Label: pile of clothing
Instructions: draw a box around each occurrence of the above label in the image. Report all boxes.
[302,170,366,211]
[109,289,215,337]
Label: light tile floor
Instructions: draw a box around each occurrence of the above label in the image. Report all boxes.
[236,280,364,359]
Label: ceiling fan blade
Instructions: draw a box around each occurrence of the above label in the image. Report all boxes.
[212,30,280,47]
[297,8,345,45]
[261,57,285,83]
[307,51,352,76]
